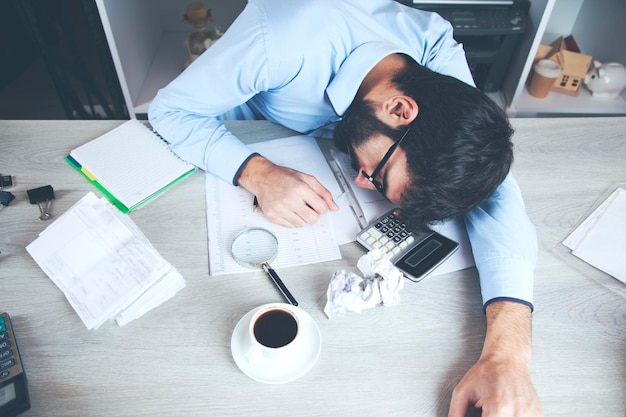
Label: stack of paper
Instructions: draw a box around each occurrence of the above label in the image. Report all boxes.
[563,186,626,284]
[26,192,185,329]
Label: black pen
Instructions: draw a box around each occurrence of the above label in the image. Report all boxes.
[262,262,298,306]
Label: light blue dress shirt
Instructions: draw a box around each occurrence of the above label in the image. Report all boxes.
[149,0,537,309]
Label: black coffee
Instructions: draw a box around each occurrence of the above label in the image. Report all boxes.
[253,309,298,348]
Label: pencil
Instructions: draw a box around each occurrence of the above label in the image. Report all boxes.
[252,196,259,212]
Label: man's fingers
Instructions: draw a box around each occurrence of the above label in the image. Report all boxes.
[301,175,339,212]
[245,164,337,228]
[260,199,319,228]
[447,390,469,417]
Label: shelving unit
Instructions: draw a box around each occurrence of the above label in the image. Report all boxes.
[503,0,626,116]
[97,0,626,119]
[95,0,246,118]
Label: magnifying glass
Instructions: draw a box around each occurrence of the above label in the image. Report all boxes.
[231,227,298,306]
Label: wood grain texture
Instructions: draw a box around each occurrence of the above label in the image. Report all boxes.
[0,118,624,417]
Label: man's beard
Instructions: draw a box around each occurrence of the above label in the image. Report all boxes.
[333,99,398,154]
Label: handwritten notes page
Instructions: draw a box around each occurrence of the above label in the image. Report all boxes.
[206,136,343,275]
[26,192,185,329]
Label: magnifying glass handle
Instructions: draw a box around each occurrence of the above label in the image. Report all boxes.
[262,262,298,306]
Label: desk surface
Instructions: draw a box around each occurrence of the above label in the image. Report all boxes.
[1,118,625,417]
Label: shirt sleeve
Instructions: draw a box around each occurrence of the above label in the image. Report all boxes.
[148,3,267,184]
[463,172,538,310]
[418,14,476,88]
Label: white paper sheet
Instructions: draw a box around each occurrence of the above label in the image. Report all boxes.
[563,187,626,283]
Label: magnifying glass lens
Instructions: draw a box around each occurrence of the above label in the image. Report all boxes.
[231,228,278,267]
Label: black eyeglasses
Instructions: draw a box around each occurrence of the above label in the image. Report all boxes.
[361,125,411,196]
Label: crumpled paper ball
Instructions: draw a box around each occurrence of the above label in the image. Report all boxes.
[324,249,404,319]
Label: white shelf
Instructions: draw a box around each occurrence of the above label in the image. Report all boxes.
[133,32,189,115]
[512,85,626,116]
[505,0,626,116]
[96,0,246,118]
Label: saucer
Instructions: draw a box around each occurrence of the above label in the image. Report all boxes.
[231,304,322,384]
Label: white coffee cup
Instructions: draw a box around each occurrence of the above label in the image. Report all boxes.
[245,304,301,364]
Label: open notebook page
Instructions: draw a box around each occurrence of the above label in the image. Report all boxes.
[69,120,195,210]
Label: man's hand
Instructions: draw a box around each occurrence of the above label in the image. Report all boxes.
[237,155,339,227]
[448,301,543,417]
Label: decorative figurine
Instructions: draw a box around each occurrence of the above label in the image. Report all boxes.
[584,61,626,99]
[183,2,222,68]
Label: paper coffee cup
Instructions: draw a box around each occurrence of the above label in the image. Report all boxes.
[529,59,562,98]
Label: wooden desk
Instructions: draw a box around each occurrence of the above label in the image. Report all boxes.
[1,118,625,417]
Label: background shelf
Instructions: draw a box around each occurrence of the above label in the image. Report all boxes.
[96,0,626,118]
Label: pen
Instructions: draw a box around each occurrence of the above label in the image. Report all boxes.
[252,196,259,212]
[262,262,298,306]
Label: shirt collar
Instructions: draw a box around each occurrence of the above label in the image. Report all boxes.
[326,41,413,117]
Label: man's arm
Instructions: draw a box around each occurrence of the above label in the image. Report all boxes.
[149,3,337,226]
[464,173,537,307]
[454,173,542,415]
[448,301,543,416]
[148,2,267,183]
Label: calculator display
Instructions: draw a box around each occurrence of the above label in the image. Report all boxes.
[403,240,442,267]
[396,233,459,281]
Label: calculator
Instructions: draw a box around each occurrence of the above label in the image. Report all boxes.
[356,208,459,282]
[0,313,30,417]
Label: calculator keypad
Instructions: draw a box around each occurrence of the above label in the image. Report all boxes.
[0,312,30,416]
[0,314,23,381]
[358,209,422,260]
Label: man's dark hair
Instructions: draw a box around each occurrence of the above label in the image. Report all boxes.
[334,54,514,230]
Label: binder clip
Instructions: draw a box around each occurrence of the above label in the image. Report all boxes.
[0,174,13,188]
[0,191,15,207]
[0,174,15,208]
[27,185,55,220]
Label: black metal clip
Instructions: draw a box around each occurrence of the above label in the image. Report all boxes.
[0,191,15,207]
[0,174,13,188]
[27,185,55,220]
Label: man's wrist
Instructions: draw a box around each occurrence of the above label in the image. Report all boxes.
[481,301,533,366]
[234,153,263,187]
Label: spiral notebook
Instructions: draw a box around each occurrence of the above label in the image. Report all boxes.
[66,120,196,213]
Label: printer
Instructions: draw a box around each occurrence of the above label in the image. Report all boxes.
[399,0,531,92]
